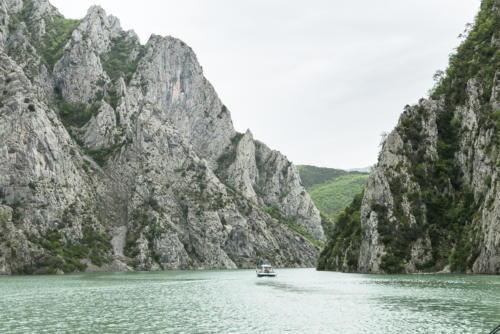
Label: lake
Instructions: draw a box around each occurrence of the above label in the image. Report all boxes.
[0,268,498,333]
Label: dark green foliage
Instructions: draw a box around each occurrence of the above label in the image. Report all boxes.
[27,104,35,112]
[81,226,113,264]
[8,14,20,33]
[106,87,120,110]
[42,15,81,71]
[317,192,363,271]
[320,0,498,274]
[408,5,495,270]
[484,175,492,187]
[231,132,244,146]
[7,0,79,74]
[0,210,8,224]
[8,0,34,33]
[434,188,480,272]
[493,108,500,146]
[264,206,322,248]
[10,198,22,224]
[371,175,426,273]
[146,197,160,212]
[380,253,405,274]
[58,100,100,128]
[371,0,499,273]
[373,158,480,273]
[125,211,149,257]
[101,32,146,84]
[281,162,291,177]
[431,0,500,105]
[124,229,140,259]
[218,105,228,118]
[24,225,112,274]
[152,251,161,263]
[434,111,461,189]
[124,205,170,266]
[220,216,227,226]
[397,106,425,149]
[320,212,334,236]
[252,184,263,197]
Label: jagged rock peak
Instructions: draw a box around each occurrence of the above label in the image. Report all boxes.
[84,5,121,31]
[145,34,200,70]
[73,4,123,53]
[0,0,324,274]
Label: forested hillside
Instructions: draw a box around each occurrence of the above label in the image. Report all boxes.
[297,165,368,220]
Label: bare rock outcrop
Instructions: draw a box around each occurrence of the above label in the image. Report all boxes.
[0,0,323,274]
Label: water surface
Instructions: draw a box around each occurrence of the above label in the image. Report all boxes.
[0,269,498,333]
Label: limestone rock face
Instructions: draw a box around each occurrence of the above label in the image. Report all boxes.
[225,130,259,201]
[320,0,499,274]
[53,7,118,104]
[358,77,500,274]
[134,35,235,165]
[80,102,118,148]
[358,168,393,273]
[254,140,324,242]
[0,0,323,274]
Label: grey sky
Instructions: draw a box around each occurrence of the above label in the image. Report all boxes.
[51,0,481,169]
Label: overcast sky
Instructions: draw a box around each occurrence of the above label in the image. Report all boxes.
[51,0,481,169]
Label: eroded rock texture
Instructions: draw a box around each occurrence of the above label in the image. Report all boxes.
[0,0,323,274]
[318,0,499,274]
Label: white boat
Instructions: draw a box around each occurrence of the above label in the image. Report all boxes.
[256,263,277,277]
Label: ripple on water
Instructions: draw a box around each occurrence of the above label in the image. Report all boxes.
[0,269,498,333]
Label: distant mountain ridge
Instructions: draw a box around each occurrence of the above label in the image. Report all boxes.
[347,166,372,173]
[297,165,368,220]
[297,165,367,188]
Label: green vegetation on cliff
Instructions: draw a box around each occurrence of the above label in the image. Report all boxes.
[430,0,499,104]
[317,192,363,271]
[42,15,81,71]
[21,225,112,274]
[318,0,499,273]
[101,32,146,84]
[8,0,81,72]
[57,100,100,128]
[377,0,499,273]
[215,132,244,180]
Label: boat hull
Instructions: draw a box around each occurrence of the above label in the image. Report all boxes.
[257,273,277,277]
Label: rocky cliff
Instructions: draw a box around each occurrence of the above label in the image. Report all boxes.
[0,0,324,274]
[318,0,500,274]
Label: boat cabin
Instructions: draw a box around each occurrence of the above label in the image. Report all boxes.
[256,263,276,277]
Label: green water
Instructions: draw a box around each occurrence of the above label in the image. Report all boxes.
[0,269,498,333]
